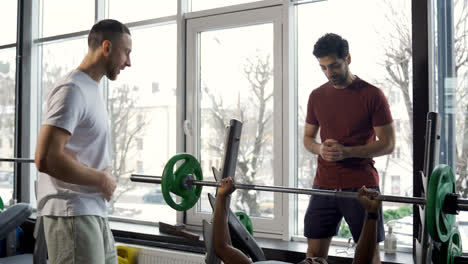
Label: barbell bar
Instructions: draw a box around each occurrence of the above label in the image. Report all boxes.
[5,157,446,208]
[131,154,468,245]
[0,158,34,163]
[131,174,443,207]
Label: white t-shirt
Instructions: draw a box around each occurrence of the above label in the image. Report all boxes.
[37,69,111,217]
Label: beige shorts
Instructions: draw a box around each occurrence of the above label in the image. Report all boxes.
[43,215,117,264]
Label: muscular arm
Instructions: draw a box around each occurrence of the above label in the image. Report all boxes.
[352,217,378,264]
[303,123,321,155]
[35,125,115,200]
[352,186,381,264]
[344,123,395,159]
[213,179,252,264]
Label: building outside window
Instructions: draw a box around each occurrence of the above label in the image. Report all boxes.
[137,138,143,151]
[391,175,401,195]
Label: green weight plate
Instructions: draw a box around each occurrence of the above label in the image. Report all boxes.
[235,211,253,236]
[162,154,203,211]
[440,229,462,264]
[0,196,4,211]
[426,164,456,243]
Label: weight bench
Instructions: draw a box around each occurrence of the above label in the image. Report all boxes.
[0,203,33,264]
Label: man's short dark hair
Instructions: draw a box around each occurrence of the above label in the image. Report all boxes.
[313,33,349,59]
[88,19,131,50]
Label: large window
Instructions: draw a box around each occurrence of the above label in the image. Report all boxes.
[40,0,95,37]
[197,24,274,217]
[434,0,468,253]
[108,0,176,23]
[35,3,178,226]
[296,0,413,248]
[191,0,261,12]
[107,24,177,223]
[0,0,17,45]
[0,0,17,207]
[39,38,88,112]
[0,48,16,205]
[186,6,284,234]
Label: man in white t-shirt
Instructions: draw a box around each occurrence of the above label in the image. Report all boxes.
[35,19,132,264]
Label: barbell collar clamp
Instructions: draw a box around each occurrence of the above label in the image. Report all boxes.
[184,174,195,190]
[443,193,460,215]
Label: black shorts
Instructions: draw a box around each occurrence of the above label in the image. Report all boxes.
[304,186,385,243]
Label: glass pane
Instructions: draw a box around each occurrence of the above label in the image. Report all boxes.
[198,24,274,218]
[0,48,16,205]
[108,0,176,23]
[296,0,413,248]
[41,0,95,37]
[40,38,88,115]
[191,0,259,12]
[0,1,17,45]
[108,24,177,223]
[439,0,468,253]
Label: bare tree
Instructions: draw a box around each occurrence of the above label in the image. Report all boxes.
[0,62,14,107]
[453,0,468,196]
[203,54,273,216]
[41,62,66,103]
[0,61,15,165]
[108,84,147,214]
[380,0,468,195]
[379,0,413,134]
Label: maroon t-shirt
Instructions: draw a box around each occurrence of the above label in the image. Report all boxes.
[306,77,393,189]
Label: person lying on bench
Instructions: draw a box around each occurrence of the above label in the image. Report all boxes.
[213,177,382,264]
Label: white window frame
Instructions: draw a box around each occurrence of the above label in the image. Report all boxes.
[185,5,285,237]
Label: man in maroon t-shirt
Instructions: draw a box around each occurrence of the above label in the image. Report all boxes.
[303,33,395,264]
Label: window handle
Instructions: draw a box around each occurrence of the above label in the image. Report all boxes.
[184,120,192,136]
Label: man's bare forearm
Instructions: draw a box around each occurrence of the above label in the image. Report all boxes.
[353,217,378,264]
[213,194,251,264]
[214,195,230,247]
[36,150,105,188]
[304,136,321,155]
[344,139,394,159]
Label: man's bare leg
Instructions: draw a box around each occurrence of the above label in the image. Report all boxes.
[371,244,381,264]
[306,237,333,259]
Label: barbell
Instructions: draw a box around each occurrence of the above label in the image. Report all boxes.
[130,153,468,245]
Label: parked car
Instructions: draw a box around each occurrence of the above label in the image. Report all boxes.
[142,187,164,203]
[0,171,13,185]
